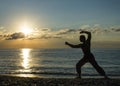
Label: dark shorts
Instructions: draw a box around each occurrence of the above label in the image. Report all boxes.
[83,53,95,62]
[77,53,97,66]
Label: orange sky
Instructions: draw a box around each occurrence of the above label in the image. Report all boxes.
[0,38,120,49]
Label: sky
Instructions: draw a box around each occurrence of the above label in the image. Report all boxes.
[0,0,120,48]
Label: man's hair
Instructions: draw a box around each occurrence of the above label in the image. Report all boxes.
[80,35,85,39]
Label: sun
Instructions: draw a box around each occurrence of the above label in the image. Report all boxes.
[20,22,33,36]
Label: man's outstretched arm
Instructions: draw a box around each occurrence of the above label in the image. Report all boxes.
[65,42,81,48]
[80,31,91,41]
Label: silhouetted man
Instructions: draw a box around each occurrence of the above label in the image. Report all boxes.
[65,31,108,78]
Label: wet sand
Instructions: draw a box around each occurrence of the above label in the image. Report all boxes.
[0,75,119,86]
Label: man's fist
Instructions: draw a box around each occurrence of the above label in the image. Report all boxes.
[65,42,69,45]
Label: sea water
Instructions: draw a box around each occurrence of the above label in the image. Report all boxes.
[0,48,119,78]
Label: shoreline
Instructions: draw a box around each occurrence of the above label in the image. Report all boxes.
[0,75,119,86]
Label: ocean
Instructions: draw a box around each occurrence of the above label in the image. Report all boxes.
[0,48,120,78]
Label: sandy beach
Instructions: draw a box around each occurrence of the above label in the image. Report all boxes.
[0,75,119,86]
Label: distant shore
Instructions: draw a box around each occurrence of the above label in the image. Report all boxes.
[0,75,119,86]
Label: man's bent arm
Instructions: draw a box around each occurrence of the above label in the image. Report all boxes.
[80,31,91,41]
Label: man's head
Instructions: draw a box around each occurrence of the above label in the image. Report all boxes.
[80,35,86,42]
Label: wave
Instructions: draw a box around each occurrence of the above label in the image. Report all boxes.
[0,71,76,75]
[0,71,120,77]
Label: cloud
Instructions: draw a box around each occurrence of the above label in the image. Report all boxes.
[109,26,120,32]
[0,26,4,29]
[1,25,120,41]
[20,28,62,40]
[40,34,62,39]
[80,24,91,30]
[40,28,51,32]
[6,32,25,40]
[0,26,6,34]
[79,24,120,34]
[56,29,77,35]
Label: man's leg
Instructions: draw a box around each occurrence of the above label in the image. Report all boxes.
[76,57,87,78]
[89,55,108,78]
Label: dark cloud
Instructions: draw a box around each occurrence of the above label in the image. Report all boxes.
[110,28,120,32]
[6,32,25,40]
[41,28,51,31]
[115,29,120,31]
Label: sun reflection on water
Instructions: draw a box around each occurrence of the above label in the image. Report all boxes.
[21,48,31,72]
[16,48,37,77]
[22,49,30,68]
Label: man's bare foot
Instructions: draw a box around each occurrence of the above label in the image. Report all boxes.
[75,76,81,79]
[104,76,109,79]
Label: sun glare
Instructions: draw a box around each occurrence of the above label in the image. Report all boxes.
[20,22,33,35]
